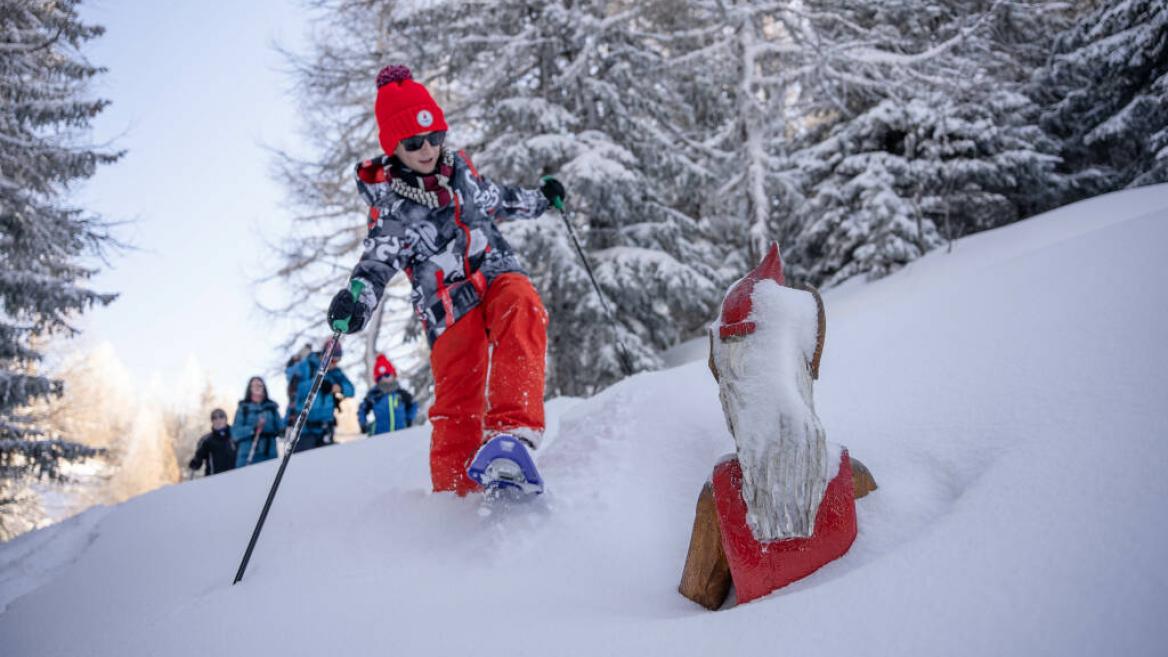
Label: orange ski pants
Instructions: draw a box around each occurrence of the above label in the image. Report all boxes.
[428,273,548,495]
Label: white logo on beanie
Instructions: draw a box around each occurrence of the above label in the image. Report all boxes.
[416,110,433,128]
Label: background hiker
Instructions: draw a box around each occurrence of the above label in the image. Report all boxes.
[232,376,284,466]
[189,408,236,476]
[357,354,417,437]
[286,336,354,450]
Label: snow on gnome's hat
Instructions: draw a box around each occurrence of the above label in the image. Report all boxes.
[373,354,396,382]
[374,65,448,155]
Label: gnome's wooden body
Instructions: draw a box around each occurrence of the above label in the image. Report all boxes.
[700,243,857,605]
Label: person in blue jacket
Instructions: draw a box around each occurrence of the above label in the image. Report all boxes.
[358,354,417,436]
[232,377,284,467]
[286,336,355,451]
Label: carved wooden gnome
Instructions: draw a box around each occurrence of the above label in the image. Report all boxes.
[684,242,861,607]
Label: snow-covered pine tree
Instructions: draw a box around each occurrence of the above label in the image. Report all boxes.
[649,0,979,283]
[1035,0,1168,200]
[778,0,1065,286]
[654,0,804,268]
[787,90,1062,285]
[0,0,119,537]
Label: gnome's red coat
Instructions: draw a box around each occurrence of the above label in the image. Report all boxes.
[712,450,857,604]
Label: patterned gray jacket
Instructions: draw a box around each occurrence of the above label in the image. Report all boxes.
[349,149,549,345]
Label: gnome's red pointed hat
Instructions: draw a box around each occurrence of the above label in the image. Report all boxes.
[373,354,396,382]
[718,243,785,340]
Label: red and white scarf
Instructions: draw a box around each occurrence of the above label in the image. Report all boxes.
[390,148,456,209]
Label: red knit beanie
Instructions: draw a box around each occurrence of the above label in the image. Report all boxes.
[374,65,447,156]
[373,354,396,381]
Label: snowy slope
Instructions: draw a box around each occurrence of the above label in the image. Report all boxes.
[2,185,1167,657]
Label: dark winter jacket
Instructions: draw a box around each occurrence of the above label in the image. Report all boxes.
[349,149,549,345]
[232,399,284,467]
[189,427,236,476]
[286,353,355,425]
[358,387,417,435]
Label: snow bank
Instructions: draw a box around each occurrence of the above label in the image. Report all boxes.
[2,185,1166,656]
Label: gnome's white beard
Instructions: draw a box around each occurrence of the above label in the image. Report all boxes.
[713,282,827,541]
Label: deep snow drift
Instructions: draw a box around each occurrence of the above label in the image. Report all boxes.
[2,185,1167,656]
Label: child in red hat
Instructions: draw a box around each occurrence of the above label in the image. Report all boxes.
[329,65,565,495]
[358,354,417,436]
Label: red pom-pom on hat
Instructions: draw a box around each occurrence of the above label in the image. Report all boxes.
[376,65,412,88]
[374,64,447,155]
[373,354,396,381]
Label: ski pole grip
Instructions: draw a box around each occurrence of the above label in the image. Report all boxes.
[331,279,366,333]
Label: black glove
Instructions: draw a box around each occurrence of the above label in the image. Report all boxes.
[539,176,566,207]
[188,459,199,470]
[327,287,367,334]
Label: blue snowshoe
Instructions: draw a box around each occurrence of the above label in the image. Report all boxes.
[467,434,544,496]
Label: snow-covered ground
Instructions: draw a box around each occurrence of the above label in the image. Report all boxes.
[2,185,1166,656]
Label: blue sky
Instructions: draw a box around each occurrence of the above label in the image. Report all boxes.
[75,1,315,406]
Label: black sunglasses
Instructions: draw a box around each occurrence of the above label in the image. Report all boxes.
[400,131,447,152]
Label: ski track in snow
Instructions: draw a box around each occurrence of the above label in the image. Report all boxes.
[2,185,1167,656]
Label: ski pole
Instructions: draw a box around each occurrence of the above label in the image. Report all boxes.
[233,284,362,585]
[245,414,266,465]
[232,330,341,584]
[545,184,634,377]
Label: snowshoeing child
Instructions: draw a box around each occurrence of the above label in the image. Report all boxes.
[232,377,284,467]
[358,354,417,436]
[327,64,564,496]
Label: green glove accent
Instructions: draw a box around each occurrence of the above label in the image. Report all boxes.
[332,279,366,334]
[541,175,565,211]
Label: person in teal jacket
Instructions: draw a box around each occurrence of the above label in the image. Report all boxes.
[286,336,354,451]
[232,377,284,467]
